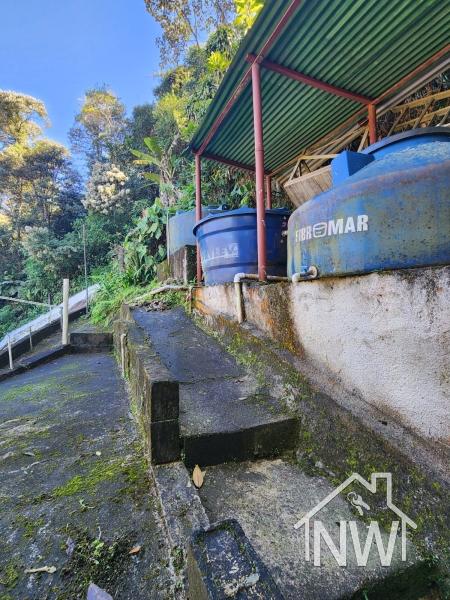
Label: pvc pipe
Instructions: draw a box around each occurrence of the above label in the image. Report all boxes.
[233,272,291,323]
[7,336,13,370]
[234,273,246,324]
[120,332,127,377]
[265,176,273,209]
[291,266,318,283]
[62,278,69,346]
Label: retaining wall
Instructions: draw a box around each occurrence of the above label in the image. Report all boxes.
[193,266,450,447]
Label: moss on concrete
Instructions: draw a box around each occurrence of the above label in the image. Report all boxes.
[0,564,19,590]
[196,312,450,593]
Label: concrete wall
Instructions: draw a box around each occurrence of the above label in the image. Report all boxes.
[193,266,450,446]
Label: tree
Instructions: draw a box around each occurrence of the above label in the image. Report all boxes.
[132,136,181,206]
[0,90,48,150]
[0,139,82,238]
[84,162,130,214]
[127,104,156,152]
[234,0,264,32]
[69,87,127,171]
[144,0,235,66]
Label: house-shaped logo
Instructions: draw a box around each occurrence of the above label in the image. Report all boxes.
[294,472,417,567]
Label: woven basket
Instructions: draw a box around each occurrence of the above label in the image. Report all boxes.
[284,165,332,207]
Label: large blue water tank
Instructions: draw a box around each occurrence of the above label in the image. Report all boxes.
[288,129,450,278]
[194,207,290,285]
[168,205,227,255]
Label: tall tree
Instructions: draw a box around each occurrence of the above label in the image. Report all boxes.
[0,140,82,237]
[69,87,127,172]
[0,90,47,150]
[144,0,235,66]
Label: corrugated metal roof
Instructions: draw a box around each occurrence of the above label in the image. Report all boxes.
[191,0,450,174]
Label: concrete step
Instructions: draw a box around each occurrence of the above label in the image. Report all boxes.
[132,307,298,467]
[198,459,429,600]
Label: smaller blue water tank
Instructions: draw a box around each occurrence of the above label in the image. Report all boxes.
[193,207,290,285]
[168,205,227,255]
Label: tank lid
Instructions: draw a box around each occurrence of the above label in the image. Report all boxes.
[193,206,290,234]
[363,127,450,155]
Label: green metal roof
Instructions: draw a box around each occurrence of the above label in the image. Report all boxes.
[191,0,450,174]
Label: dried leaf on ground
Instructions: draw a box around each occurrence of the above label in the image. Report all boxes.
[192,464,205,488]
[129,545,141,554]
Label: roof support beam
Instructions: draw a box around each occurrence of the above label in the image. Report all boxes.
[248,55,373,105]
[269,44,450,177]
[202,152,258,173]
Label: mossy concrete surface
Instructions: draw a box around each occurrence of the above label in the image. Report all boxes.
[0,352,175,599]
[194,312,449,598]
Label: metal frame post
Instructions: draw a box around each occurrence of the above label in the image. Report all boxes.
[368,104,377,145]
[251,60,267,281]
[195,154,203,284]
[265,176,272,209]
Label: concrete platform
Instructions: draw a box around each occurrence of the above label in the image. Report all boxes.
[0,352,174,598]
[198,459,428,600]
[132,308,298,467]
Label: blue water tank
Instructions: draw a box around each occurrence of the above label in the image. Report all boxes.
[168,205,227,255]
[288,128,450,278]
[194,207,290,285]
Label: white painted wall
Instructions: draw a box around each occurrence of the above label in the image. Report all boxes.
[289,267,450,444]
[195,267,450,445]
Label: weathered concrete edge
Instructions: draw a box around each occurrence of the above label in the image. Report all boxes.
[0,306,86,369]
[0,345,69,381]
[149,461,210,595]
[113,304,181,465]
[70,331,113,353]
[0,333,113,382]
[187,519,285,600]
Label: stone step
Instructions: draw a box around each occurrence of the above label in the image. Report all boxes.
[198,459,429,600]
[131,307,298,467]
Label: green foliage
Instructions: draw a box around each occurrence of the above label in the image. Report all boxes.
[234,0,264,32]
[124,199,167,285]
[0,90,48,149]
[89,266,154,326]
[0,3,271,338]
[21,227,81,302]
[207,50,231,72]
[144,0,235,67]
[0,303,43,339]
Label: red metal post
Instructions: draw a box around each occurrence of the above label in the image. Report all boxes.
[251,61,267,281]
[195,153,203,283]
[265,176,272,209]
[368,104,377,145]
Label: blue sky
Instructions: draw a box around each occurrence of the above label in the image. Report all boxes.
[0,0,161,157]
